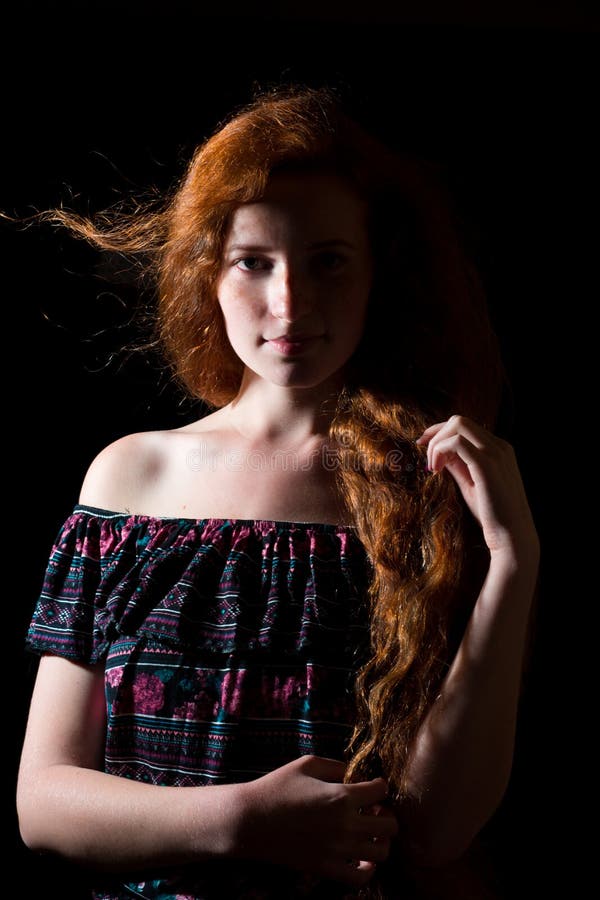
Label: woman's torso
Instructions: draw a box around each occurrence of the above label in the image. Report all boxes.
[28,505,371,898]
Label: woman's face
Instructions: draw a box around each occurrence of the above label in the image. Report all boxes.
[216,170,373,392]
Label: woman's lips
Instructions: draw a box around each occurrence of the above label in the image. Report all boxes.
[266,334,322,355]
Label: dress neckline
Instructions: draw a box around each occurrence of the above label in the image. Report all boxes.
[73,504,356,531]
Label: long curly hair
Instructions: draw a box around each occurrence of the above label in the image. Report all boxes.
[43,85,504,826]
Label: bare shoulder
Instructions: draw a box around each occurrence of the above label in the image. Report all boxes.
[78,431,170,513]
[77,412,229,515]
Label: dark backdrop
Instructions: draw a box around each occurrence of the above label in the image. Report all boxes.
[5,3,596,897]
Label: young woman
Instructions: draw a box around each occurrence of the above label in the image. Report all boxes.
[17,87,540,899]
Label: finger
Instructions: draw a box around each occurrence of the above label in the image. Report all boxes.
[426,416,488,461]
[343,830,393,864]
[417,414,489,450]
[355,828,397,851]
[355,803,382,818]
[298,754,347,782]
[356,803,397,822]
[415,421,446,444]
[358,803,395,819]
[429,433,486,477]
[321,858,377,887]
[346,776,389,807]
[356,807,399,841]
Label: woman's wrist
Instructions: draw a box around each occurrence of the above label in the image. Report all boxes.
[187,781,255,860]
[488,532,540,580]
[226,778,260,860]
[484,544,540,614]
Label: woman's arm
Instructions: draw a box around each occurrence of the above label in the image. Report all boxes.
[17,656,397,886]
[397,416,540,866]
[17,655,248,869]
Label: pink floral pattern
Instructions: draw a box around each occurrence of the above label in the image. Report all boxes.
[131,673,165,714]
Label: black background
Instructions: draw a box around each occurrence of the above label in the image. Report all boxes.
[5,2,596,896]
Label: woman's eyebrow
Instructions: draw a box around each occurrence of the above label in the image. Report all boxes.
[308,239,357,250]
[226,244,273,253]
[226,239,357,253]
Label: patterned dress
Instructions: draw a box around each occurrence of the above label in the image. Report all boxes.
[26,505,373,899]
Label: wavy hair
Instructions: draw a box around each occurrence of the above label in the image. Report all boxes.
[41,86,504,886]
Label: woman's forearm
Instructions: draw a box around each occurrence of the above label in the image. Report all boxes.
[17,764,246,870]
[397,548,540,866]
[18,758,396,887]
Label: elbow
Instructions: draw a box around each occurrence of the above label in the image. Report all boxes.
[17,774,53,854]
[400,800,505,870]
[18,822,45,854]
[17,793,41,852]
[399,774,509,869]
[17,804,45,853]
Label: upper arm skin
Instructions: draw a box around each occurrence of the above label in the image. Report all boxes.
[19,432,162,805]
[18,656,106,804]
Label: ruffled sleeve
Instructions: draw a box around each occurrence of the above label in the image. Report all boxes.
[26,506,372,669]
[25,508,137,664]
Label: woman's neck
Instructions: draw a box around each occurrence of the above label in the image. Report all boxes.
[226,371,341,445]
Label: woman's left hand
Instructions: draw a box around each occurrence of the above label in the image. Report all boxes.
[416,415,539,563]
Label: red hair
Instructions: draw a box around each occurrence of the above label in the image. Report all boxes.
[44,85,505,891]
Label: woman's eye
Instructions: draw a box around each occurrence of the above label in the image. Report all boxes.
[314,251,346,272]
[235,257,268,272]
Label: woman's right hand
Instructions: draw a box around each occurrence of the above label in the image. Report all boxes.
[235,754,399,887]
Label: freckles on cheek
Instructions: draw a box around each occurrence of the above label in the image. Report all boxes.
[219,295,258,341]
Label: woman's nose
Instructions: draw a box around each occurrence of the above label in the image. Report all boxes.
[270,266,313,322]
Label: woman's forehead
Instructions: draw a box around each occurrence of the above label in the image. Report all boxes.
[224,171,369,247]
